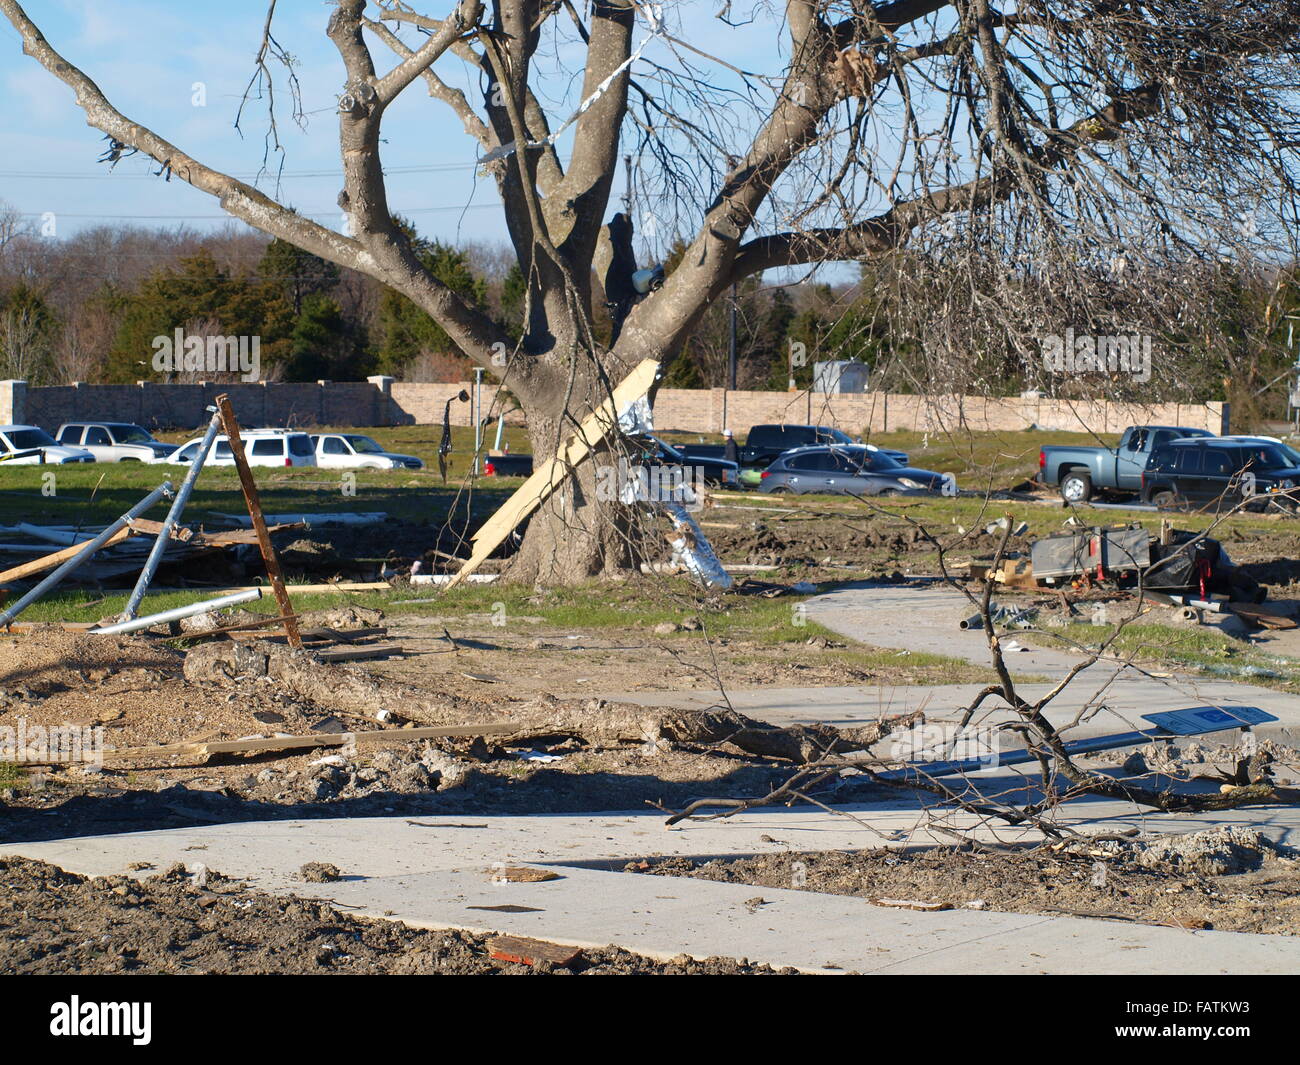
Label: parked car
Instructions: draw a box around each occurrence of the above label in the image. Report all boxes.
[758,444,951,496]
[482,452,534,477]
[637,436,738,488]
[1038,424,1216,503]
[676,425,907,472]
[0,424,94,464]
[480,436,739,487]
[1141,437,1300,509]
[55,422,176,463]
[168,429,317,468]
[311,433,424,470]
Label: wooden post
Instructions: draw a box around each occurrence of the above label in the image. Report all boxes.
[214,394,302,648]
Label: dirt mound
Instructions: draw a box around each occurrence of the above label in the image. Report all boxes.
[1131,826,1286,876]
[629,839,1300,935]
[0,629,178,697]
[0,856,793,974]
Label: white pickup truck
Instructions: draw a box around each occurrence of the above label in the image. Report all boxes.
[0,424,95,464]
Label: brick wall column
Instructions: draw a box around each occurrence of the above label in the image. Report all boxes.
[0,380,25,424]
[367,375,395,426]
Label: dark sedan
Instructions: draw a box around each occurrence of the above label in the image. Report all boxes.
[638,436,738,487]
[757,444,953,496]
[480,435,739,487]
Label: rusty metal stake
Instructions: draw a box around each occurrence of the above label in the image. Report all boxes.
[214,394,302,649]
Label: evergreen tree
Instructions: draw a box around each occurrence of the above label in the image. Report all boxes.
[259,238,339,314]
[106,249,294,382]
[289,293,370,381]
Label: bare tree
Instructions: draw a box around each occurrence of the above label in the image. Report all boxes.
[4,0,1298,582]
[0,297,53,383]
[0,199,29,257]
[51,298,117,385]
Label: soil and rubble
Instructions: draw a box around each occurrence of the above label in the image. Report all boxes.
[628,827,1300,935]
[6,503,1300,971]
[0,857,793,975]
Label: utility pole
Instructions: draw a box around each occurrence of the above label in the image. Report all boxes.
[472,366,484,474]
[1287,315,1300,432]
[727,282,738,391]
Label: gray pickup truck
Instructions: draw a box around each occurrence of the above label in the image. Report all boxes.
[1038,425,1215,503]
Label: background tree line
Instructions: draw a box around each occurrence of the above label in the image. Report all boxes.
[2,199,1298,425]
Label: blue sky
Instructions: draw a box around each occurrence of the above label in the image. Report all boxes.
[0,1,784,257]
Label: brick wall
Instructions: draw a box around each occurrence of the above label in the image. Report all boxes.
[0,378,1227,437]
[651,388,1227,436]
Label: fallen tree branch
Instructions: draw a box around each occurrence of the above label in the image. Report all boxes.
[182,640,921,763]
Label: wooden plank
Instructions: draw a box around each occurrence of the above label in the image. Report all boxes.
[1226,602,1298,629]
[487,935,583,968]
[0,526,132,584]
[315,644,405,662]
[106,722,518,763]
[446,359,660,589]
[304,626,388,642]
[3,621,99,633]
[125,517,194,542]
[215,394,302,649]
[169,614,301,642]
[191,522,304,547]
[140,582,392,595]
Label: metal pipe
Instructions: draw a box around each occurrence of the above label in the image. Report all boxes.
[0,481,174,627]
[91,587,262,635]
[121,410,221,620]
[472,366,483,474]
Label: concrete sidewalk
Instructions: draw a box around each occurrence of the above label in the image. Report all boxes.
[5,808,1300,973]
[595,583,1300,744]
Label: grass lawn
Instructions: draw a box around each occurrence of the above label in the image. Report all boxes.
[0,426,526,528]
[19,577,1007,687]
[1026,618,1300,693]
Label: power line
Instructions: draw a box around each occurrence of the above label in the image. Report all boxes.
[0,161,481,181]
[12,203,499,221]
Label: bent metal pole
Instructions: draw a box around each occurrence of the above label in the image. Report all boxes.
[92,587,262,635]
[121,409,221,620]
[0,481,174,628]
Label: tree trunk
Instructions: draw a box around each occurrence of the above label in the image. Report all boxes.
[504,399,644,586]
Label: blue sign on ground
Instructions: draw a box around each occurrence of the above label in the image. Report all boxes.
[1141,705,1278,735]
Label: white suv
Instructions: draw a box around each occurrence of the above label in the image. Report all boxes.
[311,433,424,470]
[0,424,95,464]
[55,422,177,463]
[168,429,317,468]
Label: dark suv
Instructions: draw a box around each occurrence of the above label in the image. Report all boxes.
[1142,438,1300,509]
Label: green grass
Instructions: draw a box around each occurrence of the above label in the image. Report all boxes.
[0,761,23,786]
[0,426,526,528]
[1027,619,1300,692]
[19,578,1023,688]
[20,577,827,639]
